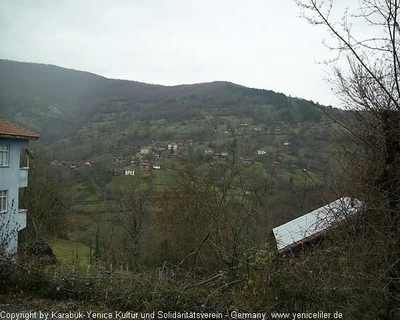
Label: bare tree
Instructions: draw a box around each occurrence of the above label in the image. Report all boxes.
[20,152,68,240]
[294,0,400,317]
[107,179,151,271]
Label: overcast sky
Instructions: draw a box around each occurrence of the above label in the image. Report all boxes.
[0,0,358,107]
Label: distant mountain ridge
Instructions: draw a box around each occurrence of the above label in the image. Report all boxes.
[0,59,331,143]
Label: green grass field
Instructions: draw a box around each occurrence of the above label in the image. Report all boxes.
[50,238,91,267]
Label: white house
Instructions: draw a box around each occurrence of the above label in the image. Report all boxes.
[168,143,178,151]
[272,197,363,253]
[0,118,39,254]
[124,170,135,176]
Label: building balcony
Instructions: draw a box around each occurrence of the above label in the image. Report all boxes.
[19,167,29,188]
[16,209,27,231]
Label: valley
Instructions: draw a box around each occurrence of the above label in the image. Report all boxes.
[2,0,399,314]
[1,60,351,311]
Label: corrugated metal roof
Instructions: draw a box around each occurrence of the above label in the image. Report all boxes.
[0,118,40,139]
[272,197,362,253]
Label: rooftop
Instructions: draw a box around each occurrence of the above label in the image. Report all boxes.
[0,118,40,139]
[272,197,363,253]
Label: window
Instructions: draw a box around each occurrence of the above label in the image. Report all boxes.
[0,190,7,213]
[0,145,10,166]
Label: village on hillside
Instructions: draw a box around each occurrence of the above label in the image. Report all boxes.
[49,118,329,181]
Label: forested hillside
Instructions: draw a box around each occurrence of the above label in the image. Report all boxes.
[0,60,338,143]
[1,59,343,248]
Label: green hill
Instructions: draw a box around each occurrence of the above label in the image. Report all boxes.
[0,59,338,143]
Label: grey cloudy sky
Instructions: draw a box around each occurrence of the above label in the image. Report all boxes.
[0,0,356,106]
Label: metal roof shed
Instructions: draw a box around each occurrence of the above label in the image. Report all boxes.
[272,197,363,253]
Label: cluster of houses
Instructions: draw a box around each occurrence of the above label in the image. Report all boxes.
[49,139,196,176]
[0,117,362,258]
[204,140,293,166]
[238,122,294,135]
[110,139,196,176]
[51,159,96,169]
[256,141,291,157]
[141,139,193,156]
[120,162,154,176]
[111,156,133,167]
[49,136,295,176]
[110,157,152,176]
[204,148,229,159]
[210,122,263,134]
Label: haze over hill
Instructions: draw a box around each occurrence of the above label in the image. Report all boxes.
[0,60,334,143]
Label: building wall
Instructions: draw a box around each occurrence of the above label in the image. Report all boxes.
[0,137,28,254]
